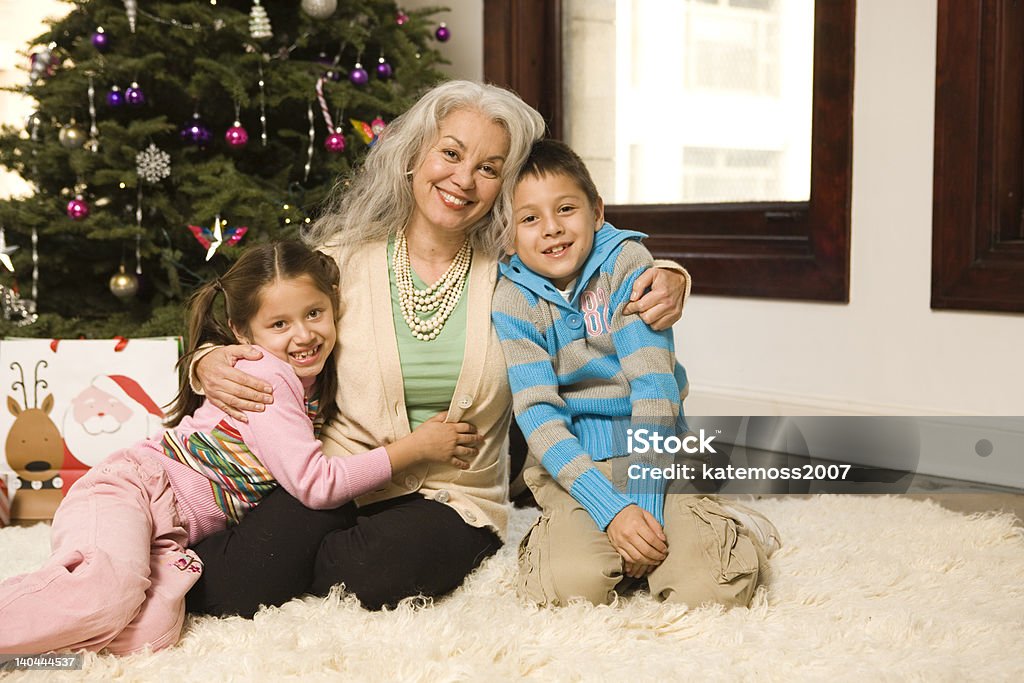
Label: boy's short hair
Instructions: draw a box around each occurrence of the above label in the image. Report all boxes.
[516,138,600,210]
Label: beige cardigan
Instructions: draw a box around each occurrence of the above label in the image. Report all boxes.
[320,239,514,539]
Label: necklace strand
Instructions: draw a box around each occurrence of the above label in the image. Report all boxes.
[393,231,472,341]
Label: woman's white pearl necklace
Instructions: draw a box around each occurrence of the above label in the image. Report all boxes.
[393,230,472,341]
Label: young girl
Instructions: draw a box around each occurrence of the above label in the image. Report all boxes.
[0,240,481,656]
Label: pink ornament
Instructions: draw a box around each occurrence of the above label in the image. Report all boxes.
[396,11,409,25]
[371,117,386,137]
[324,129,346,153]
[225,121,249,147]
[67,195,90,220]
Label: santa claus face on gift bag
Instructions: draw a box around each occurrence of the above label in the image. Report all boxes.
[62,375,164,468]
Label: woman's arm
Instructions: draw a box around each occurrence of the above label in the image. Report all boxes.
[620,261,691,331]
[193,345,274,422]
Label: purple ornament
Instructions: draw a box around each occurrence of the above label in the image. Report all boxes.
[181,114,212,147]
[376,58,393,80]
[324,129,346,153]
[435,23,451,42]
[125,82,145,106]
[396,11,409,25]
[106,85,124,107]
[317,52,343,82]
[91,29,109,51]
[225,121,249,148]
[66,196,90,221]
[349,63,369,86]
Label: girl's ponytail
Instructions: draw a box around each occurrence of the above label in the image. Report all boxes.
[164,280,237,426]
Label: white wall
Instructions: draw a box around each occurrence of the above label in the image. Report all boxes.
[679,0,1024,419]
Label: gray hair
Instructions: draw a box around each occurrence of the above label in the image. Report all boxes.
[304,80,546,257]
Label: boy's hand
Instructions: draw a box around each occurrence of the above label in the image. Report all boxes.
[623,560,657,579]
[606,504,668,565]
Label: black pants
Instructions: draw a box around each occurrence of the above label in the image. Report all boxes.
[186,489,501,616]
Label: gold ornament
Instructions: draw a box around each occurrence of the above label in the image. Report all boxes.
[59,121,86,149]
[109,265,139,300]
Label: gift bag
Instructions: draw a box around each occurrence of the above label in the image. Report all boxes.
[0,472,10,528]
[0,337,181,521]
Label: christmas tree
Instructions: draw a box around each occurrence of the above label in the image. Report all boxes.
[0,0,449,337]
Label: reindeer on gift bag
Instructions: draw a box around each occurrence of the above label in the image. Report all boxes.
[4,360,65,519]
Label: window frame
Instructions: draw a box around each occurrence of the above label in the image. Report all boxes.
[931,0,1024,313]
[483,0,854,302]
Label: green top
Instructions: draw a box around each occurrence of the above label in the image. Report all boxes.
[387,238,468,429]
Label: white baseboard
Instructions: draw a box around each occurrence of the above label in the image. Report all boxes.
[686,385,1024,488]
[685,384,981,417]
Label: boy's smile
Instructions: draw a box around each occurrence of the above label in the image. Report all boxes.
[509,172,604,290]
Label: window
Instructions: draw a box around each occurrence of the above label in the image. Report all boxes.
[931,0,1024,313]
[484,0,853,302]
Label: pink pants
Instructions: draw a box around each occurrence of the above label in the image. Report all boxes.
[0,449,202,655]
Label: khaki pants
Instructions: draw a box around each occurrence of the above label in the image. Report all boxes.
[517,463,769,608]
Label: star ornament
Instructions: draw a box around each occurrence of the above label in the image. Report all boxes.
[0,228,19,272]
[188,215,248,261]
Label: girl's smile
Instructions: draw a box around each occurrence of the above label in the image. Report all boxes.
[233,274,338,381]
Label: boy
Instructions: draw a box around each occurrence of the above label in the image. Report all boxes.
[492,139,779,608]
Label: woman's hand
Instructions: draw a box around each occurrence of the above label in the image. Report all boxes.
[606,504,668,566]
[196,345,273,422]
[621,267,688,331]
[386,412,482,472]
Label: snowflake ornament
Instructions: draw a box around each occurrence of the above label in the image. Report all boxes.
[136,143,171,183]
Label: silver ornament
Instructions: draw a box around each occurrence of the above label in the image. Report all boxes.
[136,143,171,183]
[0,284,37,326]
[124,0,137,33]
[250,0,273,40]
[301,0,338,20]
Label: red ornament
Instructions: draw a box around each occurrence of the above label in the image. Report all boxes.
[324,129,346,153]
[66,196,90,220]
[225,121,249,147]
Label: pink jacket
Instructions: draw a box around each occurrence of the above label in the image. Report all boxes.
[143,351,391,545]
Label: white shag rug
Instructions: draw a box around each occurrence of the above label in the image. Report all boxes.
[1,496,1023,682]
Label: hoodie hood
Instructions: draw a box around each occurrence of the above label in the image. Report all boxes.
[499,223,647,312]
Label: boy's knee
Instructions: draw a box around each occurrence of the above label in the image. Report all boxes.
[654,499,766,609]
[522,552,620,607]
[655,562,760,609]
